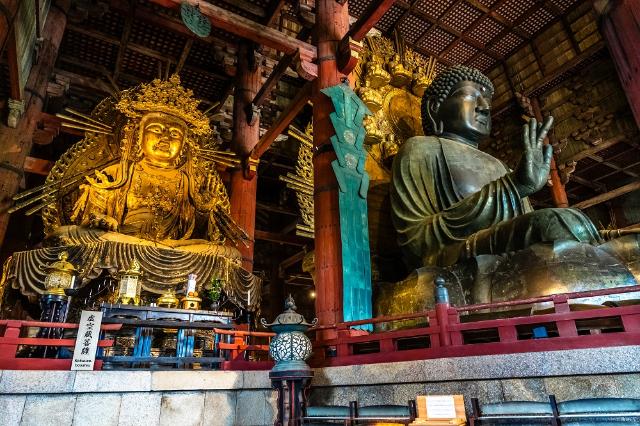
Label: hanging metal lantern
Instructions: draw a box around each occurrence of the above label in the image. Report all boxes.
[41,251,81,296]
[115,258,143,305]
[261,294,317,372]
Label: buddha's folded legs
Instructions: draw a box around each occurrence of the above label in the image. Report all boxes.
[465,207,603,259]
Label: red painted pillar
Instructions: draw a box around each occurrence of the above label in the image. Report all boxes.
[230,43,261,271]
[313,0,349,330]
[0,7,66,249]
[596,0,640,128]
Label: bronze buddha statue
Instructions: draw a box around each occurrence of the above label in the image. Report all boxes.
[391,65,601,270]
[383,65,639,312]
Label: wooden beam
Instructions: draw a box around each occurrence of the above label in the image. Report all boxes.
[252,28,311,108]
[517,41,605,97]
[6,29,21,100]
[23,157,54,175]
[256,202,299,216]
[263,0,285,27]
[175,39,193,75]
[573,181,640,210]
[149,0,316,62]
[252,81,311,159]
[254,229,310,246]
[278,249,307,277]
[348,0,399,41]
[570,174,606,193]
[113,4,134,81]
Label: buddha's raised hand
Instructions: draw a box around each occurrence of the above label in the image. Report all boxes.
[513,116,554,198]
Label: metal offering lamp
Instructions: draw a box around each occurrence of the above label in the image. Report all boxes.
[41,251,80,296]
[181,273,202,310]
[115,258,143,305]
[261,294,317,372]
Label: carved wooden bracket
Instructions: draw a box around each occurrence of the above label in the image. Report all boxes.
[244,156,260,179]
[337,37,363,76]
[295,50,318,80]
[244,103,261,126]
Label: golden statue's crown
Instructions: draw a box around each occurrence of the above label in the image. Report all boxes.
[116,75,210,136]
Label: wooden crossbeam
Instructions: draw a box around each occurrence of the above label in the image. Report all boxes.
[150,0,316,63]
[263,0,286,27]
[23,157,54,176]
[348,0,399,41]
[254,229,310,246]
[573,181,640,210]
[113,5,134,82]
[252,81,311,159]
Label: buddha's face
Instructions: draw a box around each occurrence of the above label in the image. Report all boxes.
[437,80,491,143]
[139,113,187,167]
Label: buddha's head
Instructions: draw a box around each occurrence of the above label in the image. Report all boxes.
[138,112,187,167]
[422,65,494,146]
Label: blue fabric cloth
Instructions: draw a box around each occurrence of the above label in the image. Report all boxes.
[559,398,640,414]
[358,404,411,417]
[481,401,554,415]
[305,405,350,417]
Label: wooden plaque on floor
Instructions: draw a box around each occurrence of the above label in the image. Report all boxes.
[410,395,467,426]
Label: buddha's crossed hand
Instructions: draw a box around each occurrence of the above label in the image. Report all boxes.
[514,116,554,198]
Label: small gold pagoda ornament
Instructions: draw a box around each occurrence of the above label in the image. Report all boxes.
[115,258,143,305]
[41,251,81,296]
[180,273,202,310]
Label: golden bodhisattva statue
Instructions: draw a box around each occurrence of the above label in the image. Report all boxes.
[2,76,260,309]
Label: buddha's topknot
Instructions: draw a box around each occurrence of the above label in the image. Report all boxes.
[421,65,494,135]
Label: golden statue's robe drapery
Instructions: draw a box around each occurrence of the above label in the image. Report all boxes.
[390,136,602,269]
[70,162,224,243]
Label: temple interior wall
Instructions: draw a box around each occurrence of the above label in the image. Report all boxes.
[1,346,638,425]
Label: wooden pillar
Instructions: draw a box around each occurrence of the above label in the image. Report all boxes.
[230,42,261,271]
[313,0,349,329]
[0,0,19,54]
[531,98,569,208]
[595,0,640,128]
[0,6,66,248]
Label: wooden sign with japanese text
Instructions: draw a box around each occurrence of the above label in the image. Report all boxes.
[71,311,103,370]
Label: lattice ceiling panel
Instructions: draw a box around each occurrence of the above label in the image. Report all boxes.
[129,21,187,61]
[491,32,523,57]
[551,0,579,13]
[418,26,456,53]
[518,7,555,37]
[61,30,118,70]
[415,0,456,19]
[467,16,504,45]
[121,49,159,81]
[180,67,227,102]
[443,41,477,63]
[89,10,125,38]
[376,5,405,33]
[496,0,536,22]
[349,0,374,19]
[467,52,496,72]
[398,14,427,44]
[186,39,221,70]
[441,2,482,33]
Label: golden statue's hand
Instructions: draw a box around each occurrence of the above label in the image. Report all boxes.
[88,213,119,232]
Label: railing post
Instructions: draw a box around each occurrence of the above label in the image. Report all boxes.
[552,295,578,337]
[434,277,452,347]
[0,321,21,360]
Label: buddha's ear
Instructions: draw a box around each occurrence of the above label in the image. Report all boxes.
[425,97,443,135]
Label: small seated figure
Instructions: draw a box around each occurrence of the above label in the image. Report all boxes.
[51,76,241,260]
[391,65,601,270]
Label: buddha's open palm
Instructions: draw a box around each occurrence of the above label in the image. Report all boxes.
[514,116,554,198]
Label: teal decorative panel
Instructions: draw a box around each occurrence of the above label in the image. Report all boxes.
[320,83,373,331]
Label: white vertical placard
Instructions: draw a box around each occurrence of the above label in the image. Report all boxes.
[425,395,457,419]
[71,310,103,371]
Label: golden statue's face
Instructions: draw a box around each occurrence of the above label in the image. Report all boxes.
[139,113,187,167]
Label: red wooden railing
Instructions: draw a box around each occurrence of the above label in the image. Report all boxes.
[0,320,122,370]
[310,286,640,367]
[214,327,275,370]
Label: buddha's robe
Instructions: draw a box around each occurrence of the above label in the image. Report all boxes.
[390,136,601,269]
